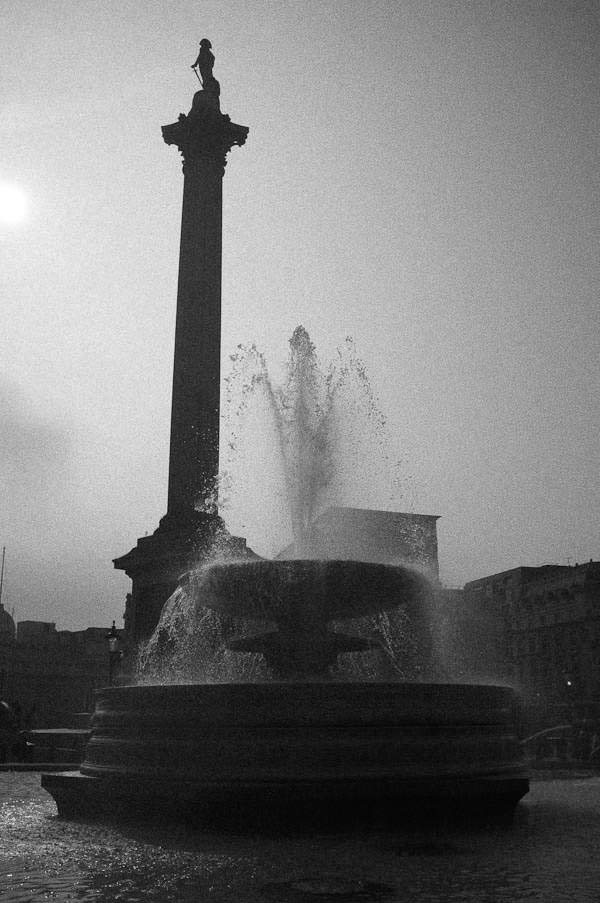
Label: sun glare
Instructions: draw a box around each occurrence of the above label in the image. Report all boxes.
[0,181,28,225]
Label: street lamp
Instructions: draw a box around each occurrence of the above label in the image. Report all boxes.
[106,621,120,686]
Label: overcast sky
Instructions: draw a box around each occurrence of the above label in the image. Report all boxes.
[2,0,599,630]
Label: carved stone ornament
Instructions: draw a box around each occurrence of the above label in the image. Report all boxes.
[162,96,249,175]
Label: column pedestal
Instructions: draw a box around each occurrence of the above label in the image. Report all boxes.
[114,511,252,644]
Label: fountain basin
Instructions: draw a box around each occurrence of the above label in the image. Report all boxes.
[194,559,430,622]
[42,682,528,824]
[188,558,432,679]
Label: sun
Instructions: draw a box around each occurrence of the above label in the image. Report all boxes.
[0,181,28,225]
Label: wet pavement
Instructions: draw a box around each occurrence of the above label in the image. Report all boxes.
[1,772,600,901]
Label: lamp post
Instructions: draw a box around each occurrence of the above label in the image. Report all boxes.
[106,621,120,686]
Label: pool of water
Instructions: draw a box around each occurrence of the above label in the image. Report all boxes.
[2,773,600,901]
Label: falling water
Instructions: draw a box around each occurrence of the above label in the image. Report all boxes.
[221,325,411,556]
[138,327,423,683]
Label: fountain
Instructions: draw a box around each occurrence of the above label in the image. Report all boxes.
[189,559,429,680]
[41,334,529,825]
[42,48,528,825]
[42,634,528,825]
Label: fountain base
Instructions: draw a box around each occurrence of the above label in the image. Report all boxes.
[42,682,528,825]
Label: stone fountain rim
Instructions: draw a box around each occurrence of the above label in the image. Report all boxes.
[185,557,432,622]
[97,681,518,695]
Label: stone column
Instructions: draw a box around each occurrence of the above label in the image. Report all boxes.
[114,88,251,645]
[162,94,248,516]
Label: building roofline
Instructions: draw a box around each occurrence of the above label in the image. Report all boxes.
[317,506,440,521]
[464,562,594,589]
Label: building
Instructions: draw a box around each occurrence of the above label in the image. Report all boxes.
[276,507,440,581]
[0,603,16,697]
[463,561,600,709]
[0,620,123,727]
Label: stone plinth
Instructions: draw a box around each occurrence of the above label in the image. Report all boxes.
[114,511,252,643]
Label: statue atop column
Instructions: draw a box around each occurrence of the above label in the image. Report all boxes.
[191,39,220,106]
[163,41,248,168]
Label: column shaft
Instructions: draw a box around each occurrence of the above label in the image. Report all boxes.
[168,156,223,515]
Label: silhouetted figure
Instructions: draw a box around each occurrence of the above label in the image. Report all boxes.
[191,39,220,97]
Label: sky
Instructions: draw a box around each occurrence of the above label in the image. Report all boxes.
[1,0,599,631]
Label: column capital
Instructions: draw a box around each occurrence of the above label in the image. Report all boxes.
[162,92,249,175]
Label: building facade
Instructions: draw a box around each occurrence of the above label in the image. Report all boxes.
[0,603,16,698]
[0,620,123,727]
[463,561,600,708]
[276,507,440,580]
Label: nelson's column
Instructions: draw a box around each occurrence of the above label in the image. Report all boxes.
[114,42,252,644]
